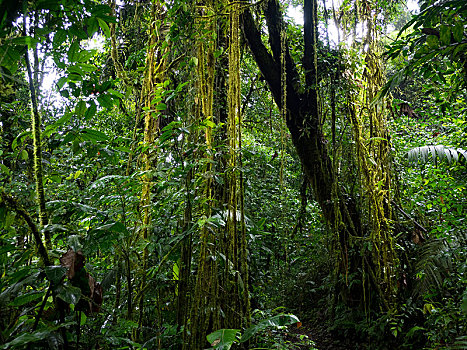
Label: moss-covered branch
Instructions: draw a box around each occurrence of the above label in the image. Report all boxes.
[1,191,50,266]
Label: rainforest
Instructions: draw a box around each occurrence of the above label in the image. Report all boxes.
[0,0,466,349]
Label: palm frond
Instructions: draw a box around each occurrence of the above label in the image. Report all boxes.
[407,145,467,165]
[413,238,452,297]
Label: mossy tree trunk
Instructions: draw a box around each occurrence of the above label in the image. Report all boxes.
[135,0,168,339]
[241,0,397,309]
[183,3,219,348]
[24,14,50,248]
[183,2,250,348]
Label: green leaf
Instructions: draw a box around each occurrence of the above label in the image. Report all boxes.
[69,24,88,40]
[0,45,20,73]
[108,88,124,98]
[87,221,129,252]
[20,150,28,160]
[240,314,300,343]
[426,35,439,49]
[0,330,52,349]
[68,65,84,76]
[407,145,467,165]
[72,138,80,153]
[67,72,82,82]
[453,22,464,42]
[75,100,86,118]
[62,131,77,144]
[91,4,112,16]
[92,221,129,235]
[9,291,44,306]
[86,17,100,37]
[54,53,66,69]
[85,101,97,120]
[97,94,114,108]
[461,293,467,315]
[68,41,80,63]
[78,49,96,62]
[80,312,87,326]
[206,329,240,350]
[11,36,39,49]
[439,25,451,46]
[45,266,67,284]
[80,129,108,142]
[1,164,11,177]
[36,0,61,10]
[57,284,82,305]
[56,76,68,90]
[97,18,111,37]
[53,29,67,48]
[68,235,82,252]
[156,103,167,111]
[78,63,97,73]
[203,119,216,128]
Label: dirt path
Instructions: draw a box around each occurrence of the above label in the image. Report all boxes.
[288,321,351,350]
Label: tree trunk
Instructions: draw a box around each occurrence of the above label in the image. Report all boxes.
[242,0,358,241]
[241,0,368,306]
[241,0,398,309]
[24,16,50,247]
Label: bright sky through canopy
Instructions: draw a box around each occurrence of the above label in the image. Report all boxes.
[288,0,420,46]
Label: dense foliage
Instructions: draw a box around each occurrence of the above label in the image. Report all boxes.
[0,0,466,349]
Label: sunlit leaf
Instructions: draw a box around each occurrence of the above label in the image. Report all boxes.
[97,18,111,37]
[206,329,240,350]
[240,314,300,343]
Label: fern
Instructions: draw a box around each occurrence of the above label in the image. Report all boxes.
[407,145,467,165]
[453,335,467,349]
[413,238,452,297]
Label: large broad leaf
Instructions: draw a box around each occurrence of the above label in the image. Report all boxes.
[56,284,82,305]
[80,129,108,142]
[46,200,105,218]
[87,221,129,253]
[0,271,41,307]
[45,266,67,285]
[407,145,467,165]
[9,290,45,306]
[91,221,129,236]
[0,330,52,349]
[42,114,72,137]
[0,321,76,349]
[206,329,240,350]
[240,314,300,343]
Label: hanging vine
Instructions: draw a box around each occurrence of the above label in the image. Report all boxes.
[225,0,250,329]
[346,1,398,309]
[135,0,168,339]
[184,1,220,348]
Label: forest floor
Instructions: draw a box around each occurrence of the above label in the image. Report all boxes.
[287,321,350,350]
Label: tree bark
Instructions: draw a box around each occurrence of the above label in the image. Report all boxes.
[241,0,358,235]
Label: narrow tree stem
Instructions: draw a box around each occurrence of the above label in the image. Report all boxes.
[23,14,49,246]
